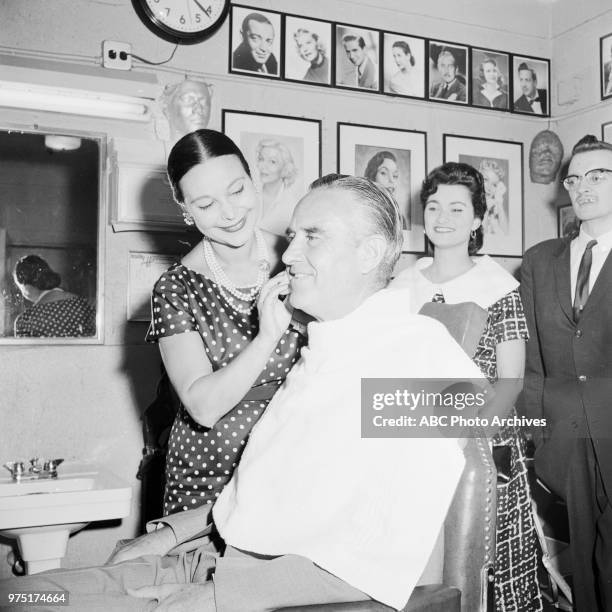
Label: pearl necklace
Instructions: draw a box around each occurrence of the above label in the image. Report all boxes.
[202,229,270,315]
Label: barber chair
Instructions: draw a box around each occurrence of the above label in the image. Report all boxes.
[275,302,497,612]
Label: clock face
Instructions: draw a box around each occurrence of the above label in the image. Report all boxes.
[134,0,229,44]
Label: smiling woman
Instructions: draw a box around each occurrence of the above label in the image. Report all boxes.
[145,129,306,517]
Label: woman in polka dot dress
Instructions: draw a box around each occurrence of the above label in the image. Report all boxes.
[146,130,306,517]
[393,163,543,612]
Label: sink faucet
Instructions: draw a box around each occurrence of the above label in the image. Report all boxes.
[3,458,64,481]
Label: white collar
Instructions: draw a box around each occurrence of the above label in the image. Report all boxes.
[574,226,612,252]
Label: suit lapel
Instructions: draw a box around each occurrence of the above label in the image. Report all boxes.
[553,239,574,324]
[581,249,612,319]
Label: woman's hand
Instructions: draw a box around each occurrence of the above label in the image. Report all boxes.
[257,271,292,343]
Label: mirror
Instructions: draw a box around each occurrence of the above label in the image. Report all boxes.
[0,128,105,343]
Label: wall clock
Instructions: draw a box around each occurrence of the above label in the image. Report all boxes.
[132,0,230,44]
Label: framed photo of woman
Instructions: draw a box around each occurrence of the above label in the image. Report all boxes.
[284,15,333,86]
[470,48,510,111]
[337,122,427,253]
[444,134,523,257]
[382,32,426,99]
[222,110,321,237]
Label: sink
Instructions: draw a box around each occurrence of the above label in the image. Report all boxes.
[0,461,132,574]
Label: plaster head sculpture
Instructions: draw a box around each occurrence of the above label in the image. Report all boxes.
[529,129,564,184]
[160,78,213,142]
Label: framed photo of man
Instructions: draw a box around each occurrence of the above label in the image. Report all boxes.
[283,15,333,86]
[222,110,321,237]
[428,41,469,105]
[470,48,511,111]
[382,32,426,99]
[511,55,550,116]
[335,24,381,92]
[601,33,612,100]
[444,134,524,257]
[229,5,282,79]
[557,204,580,239]
[337,122,427,253]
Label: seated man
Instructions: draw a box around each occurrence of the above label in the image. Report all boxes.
[1,176,483,612]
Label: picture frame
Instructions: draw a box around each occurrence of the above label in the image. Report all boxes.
[602,121,612,143]
[470,47,511,111]
[229,5,282,80]
[127,251,179,322]
[337,122,427,253]
[283,15,333,87]
[600,33,612,100]
[382,32,426,100]
[334,23,381,93]
[511,55,550,116]
[113,162,184,232]
[222,110,322,237]
[557,204,580,239]
[444,134,524,257]
[428,40,469,105]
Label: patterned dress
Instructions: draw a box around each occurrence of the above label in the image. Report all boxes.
[14,293,96,337]
[146,264,306,515]
[394,256,543,612]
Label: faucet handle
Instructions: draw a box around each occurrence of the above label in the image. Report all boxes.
[43,458,64,476]
[29,457,41,473]
[3,462,25,479]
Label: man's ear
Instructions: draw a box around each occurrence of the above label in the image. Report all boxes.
[358,234,387,275]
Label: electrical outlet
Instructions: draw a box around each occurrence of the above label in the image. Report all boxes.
[102,40,132,71]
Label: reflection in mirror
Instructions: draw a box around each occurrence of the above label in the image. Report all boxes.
[0,129,102,342]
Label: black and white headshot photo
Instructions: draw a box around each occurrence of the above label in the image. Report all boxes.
[471,48,510,110]
[335,24,380,91]
[428,42,468,104]
[284,16,332,85]
[230,6,281,78]
[512,56,549,115]
[601,33,612,99]
[383,33,425,99]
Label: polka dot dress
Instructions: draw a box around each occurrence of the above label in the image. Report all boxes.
[14,296,96,337]
[146,264,306,516]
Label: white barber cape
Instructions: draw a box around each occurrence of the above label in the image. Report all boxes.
[213,288,484,610]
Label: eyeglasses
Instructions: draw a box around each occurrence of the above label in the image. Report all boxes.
[562,168,612,190]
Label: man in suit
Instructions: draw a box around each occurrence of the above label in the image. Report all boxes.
[232,12,278,75]
[430,48,466,102]
[341,34,378,90]
[513,63,547,114]
[519,135,612,611]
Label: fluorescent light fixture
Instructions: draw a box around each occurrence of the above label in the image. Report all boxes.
[44,135,82,151]
[0,81,151,122]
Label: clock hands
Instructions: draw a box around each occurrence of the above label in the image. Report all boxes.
[191,0,211,17]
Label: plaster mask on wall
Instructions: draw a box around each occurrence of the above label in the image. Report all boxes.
[529,130,564,184]
[161,78,213,141]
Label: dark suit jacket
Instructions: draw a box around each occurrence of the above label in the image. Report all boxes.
[518,238,612,498]
[430,78,466,102]
[232,42,278,75]
[513,89,547,114]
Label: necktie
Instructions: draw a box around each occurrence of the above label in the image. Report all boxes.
[573,240,597,322]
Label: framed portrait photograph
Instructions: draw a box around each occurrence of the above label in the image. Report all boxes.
[229,5,282,79]
[444,134,524,257]
[335,24,381,92]
[382,32,426,99]
[127,252,179,321]
[428,41,469,105]
[222,110,321,237]
[557,204,580,239]
[337,122,427,253]
[511,55,550,116]
[601,33,612,100]
[284,15,332,86]
[470,48,511,111]
[603,121,612,143]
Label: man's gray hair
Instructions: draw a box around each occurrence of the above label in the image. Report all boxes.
[309,174,403,285]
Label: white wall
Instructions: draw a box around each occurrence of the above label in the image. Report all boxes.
[0,0,578,576]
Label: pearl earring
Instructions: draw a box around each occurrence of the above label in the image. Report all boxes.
[182,211,195,226]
